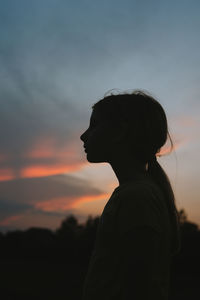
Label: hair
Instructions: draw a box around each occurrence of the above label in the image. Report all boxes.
[91,90,181,256]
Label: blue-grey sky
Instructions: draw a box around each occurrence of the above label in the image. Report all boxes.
[0,0,200,232]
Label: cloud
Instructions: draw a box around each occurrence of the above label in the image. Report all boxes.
[34,193,109,212]
[0,2,89,181]
[0,215,23,227]
[0,173,103,204]
[0,132,86,181]
[0,200,31,220]
[0,173,106,229]
[0,60,87,181]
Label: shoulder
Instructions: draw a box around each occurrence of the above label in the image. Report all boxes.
[116,180,165,234]
[116,180,166,212]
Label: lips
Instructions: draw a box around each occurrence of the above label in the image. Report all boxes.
[83,144,88,152]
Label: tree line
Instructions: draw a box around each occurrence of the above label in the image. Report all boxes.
[0,208,200,299]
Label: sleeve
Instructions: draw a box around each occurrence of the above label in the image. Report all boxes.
[117,227,161,300]
[115,185,163,299]
[81,250,119,300]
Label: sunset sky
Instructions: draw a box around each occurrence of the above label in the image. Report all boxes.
[0,0,200,232]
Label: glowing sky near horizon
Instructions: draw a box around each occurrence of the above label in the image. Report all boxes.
[0,0,200,232]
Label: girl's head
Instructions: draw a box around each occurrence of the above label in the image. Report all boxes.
[80,90,171,164]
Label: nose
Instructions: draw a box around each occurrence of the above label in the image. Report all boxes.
[80,130,87,142]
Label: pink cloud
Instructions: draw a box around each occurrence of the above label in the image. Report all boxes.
[0,214,22,226]
[0,135,87,181]
[0,168,15,181]
[34,193,109,212]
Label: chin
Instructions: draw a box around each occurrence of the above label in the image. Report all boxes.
[86,152,108,163]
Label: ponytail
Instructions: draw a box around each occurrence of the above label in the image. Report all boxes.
[148,157,181,256]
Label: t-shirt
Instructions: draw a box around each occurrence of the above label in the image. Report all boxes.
[82,173,172,300]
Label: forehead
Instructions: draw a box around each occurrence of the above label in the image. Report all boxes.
[90,108,106,122]
[91,106,128,127]
[91,107,126,124]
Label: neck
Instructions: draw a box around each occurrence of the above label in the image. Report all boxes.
[109,154,147,186]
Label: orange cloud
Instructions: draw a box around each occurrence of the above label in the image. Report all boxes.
[27,137,56,159]
[35,193,109,212]
[0,214,22,226]
[0,135,87,181]
[22,135,87,179]
[20,163,85,179]
[0,168,15,182]
[25,136,79,160]
[0,153,15,181]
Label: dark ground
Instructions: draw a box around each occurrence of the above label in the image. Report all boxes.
[1,211,200,300]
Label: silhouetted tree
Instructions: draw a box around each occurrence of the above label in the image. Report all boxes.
[56,214,78,235]
[177,208,199,234]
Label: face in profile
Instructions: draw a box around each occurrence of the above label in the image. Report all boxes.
[80,109,120,163]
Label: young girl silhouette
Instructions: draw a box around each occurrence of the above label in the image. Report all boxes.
[80,90,181,300]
